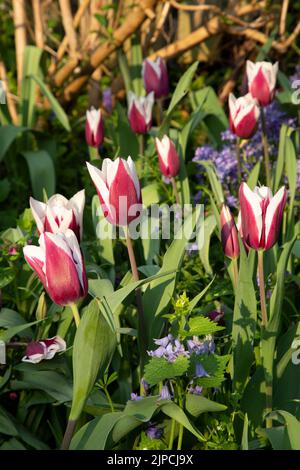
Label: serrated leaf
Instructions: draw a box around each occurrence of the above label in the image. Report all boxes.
[181,315,224,337]
[144,356,190,386]
[191,353,230,388]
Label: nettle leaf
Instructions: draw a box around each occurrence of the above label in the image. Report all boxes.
[144,356,190,386]
[190,353,230,388]
[181,316,224,337]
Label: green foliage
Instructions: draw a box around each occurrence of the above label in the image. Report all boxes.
[144,356,190,386]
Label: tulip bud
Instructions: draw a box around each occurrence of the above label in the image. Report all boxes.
[229,93,260,139]
[22,336,66,364]
[128,91,154,134]
[246,60,278,107]
[220,204,240,258]
[239,183,286,251]
[155,135,181,178]
[142,57,169,98]
[36,292,47,321]
[86,157,142,226]
[23,230,88,306]
[30,190,85,242]
[85,107,104,147]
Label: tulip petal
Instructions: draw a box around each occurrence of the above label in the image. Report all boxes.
[69,189,85,238]
[23,244,46,287]
[264,186,286,250]
[30,197,46,234]
[126,156,141,199]
[239,183,262,249]
[44,232,82,305]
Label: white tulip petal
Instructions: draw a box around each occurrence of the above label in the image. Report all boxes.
[265,186,285,242]
[126,156,140,198]
[30,197,46,234]
[86,161,110,207]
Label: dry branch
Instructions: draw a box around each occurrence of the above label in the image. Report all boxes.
[32,0,44,49]
[58,0,78,58]
[147,16,220,61]
[54,0,158,97]
[12,0,27,94]
[0,61,19,125]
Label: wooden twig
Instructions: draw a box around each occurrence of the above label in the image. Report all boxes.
[32,0,44,49]
[279,0,290,38]
[58,0,78,58]
[170,0,220,13]
[151,1,170,44]
[12,0,27,95]
[0,61,19,125]
[54,0,158,94]
[57,0,90,61]
[147,16,220,61]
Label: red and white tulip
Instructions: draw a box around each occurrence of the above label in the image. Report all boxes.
[30,190,85,242]
[239,183,286,251]
[142,57,169,99]
[128,91,154,134]
[22,336,66,364]
[155,135,180,178]
[85,107,104,147]
[23,230,88,305]
[220,204,240,258]
[229,93,260,139]
[86,157,142,226]
[246,60,278,107]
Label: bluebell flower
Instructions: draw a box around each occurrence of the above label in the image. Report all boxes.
[195,363,210,378]
[148,335,188,363]
[146,425,164,439]
[159,384,172,400]
[188,385,203,395]
[131,393,142,401]
[187,335,215,355]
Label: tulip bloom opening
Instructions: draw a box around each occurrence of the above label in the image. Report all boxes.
[220,205,240,259]
[23,229,88,306]
[30,191,85,241]
[85,107,104,148]
[246,60,278,107]
[22,336,66,364]
[142,57,169,98]
[127,91,154,134]
[239,183,286,251]
[86,157,142,226]
[229,93,260,139]
[155,135,180,178]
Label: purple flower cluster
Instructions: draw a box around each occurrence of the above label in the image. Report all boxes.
[148,334,188,363]
[188,385,203,395]
[193,101,299,207]
[146,425,164,440]
[187,334,215,355]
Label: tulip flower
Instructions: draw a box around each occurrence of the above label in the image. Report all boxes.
[239,183,286,251]
[85,106,104,148]
[30,191,85,241]
[155,135,180,178]
[128,91,154,134]
[22,336,66,364]
[23,229,88,306]
[220,204,240,258]
[229,93,260,139]
[246,60,278,107]
[142,57,169,98]
[86,157,142,226]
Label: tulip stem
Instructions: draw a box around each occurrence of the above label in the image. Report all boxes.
[70,303,80,328]
[171,177,180,206]
[232,256,239,291]
[88,145,99,161]
[257,250,268,327]
[156,98,163,126]
[260,108,271,188]
[139,134,144,157]
[125,227,147,373]
[61,419,77,450]
[236,138,242,183]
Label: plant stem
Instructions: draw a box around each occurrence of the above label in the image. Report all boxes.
[125,227,147,373]
[104,387,115,413]
[156,98,163,126]
[260,108,271,187]
[171,177,180,205]
[236,138,242,183]
[257,250,268,327]
[168,419,176,450]
[232,256,239,291]
[177,384,184,450]
[70,302,80,328]
[88,145,99,161]
[139,134,144,156]
[61,419,77,450]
